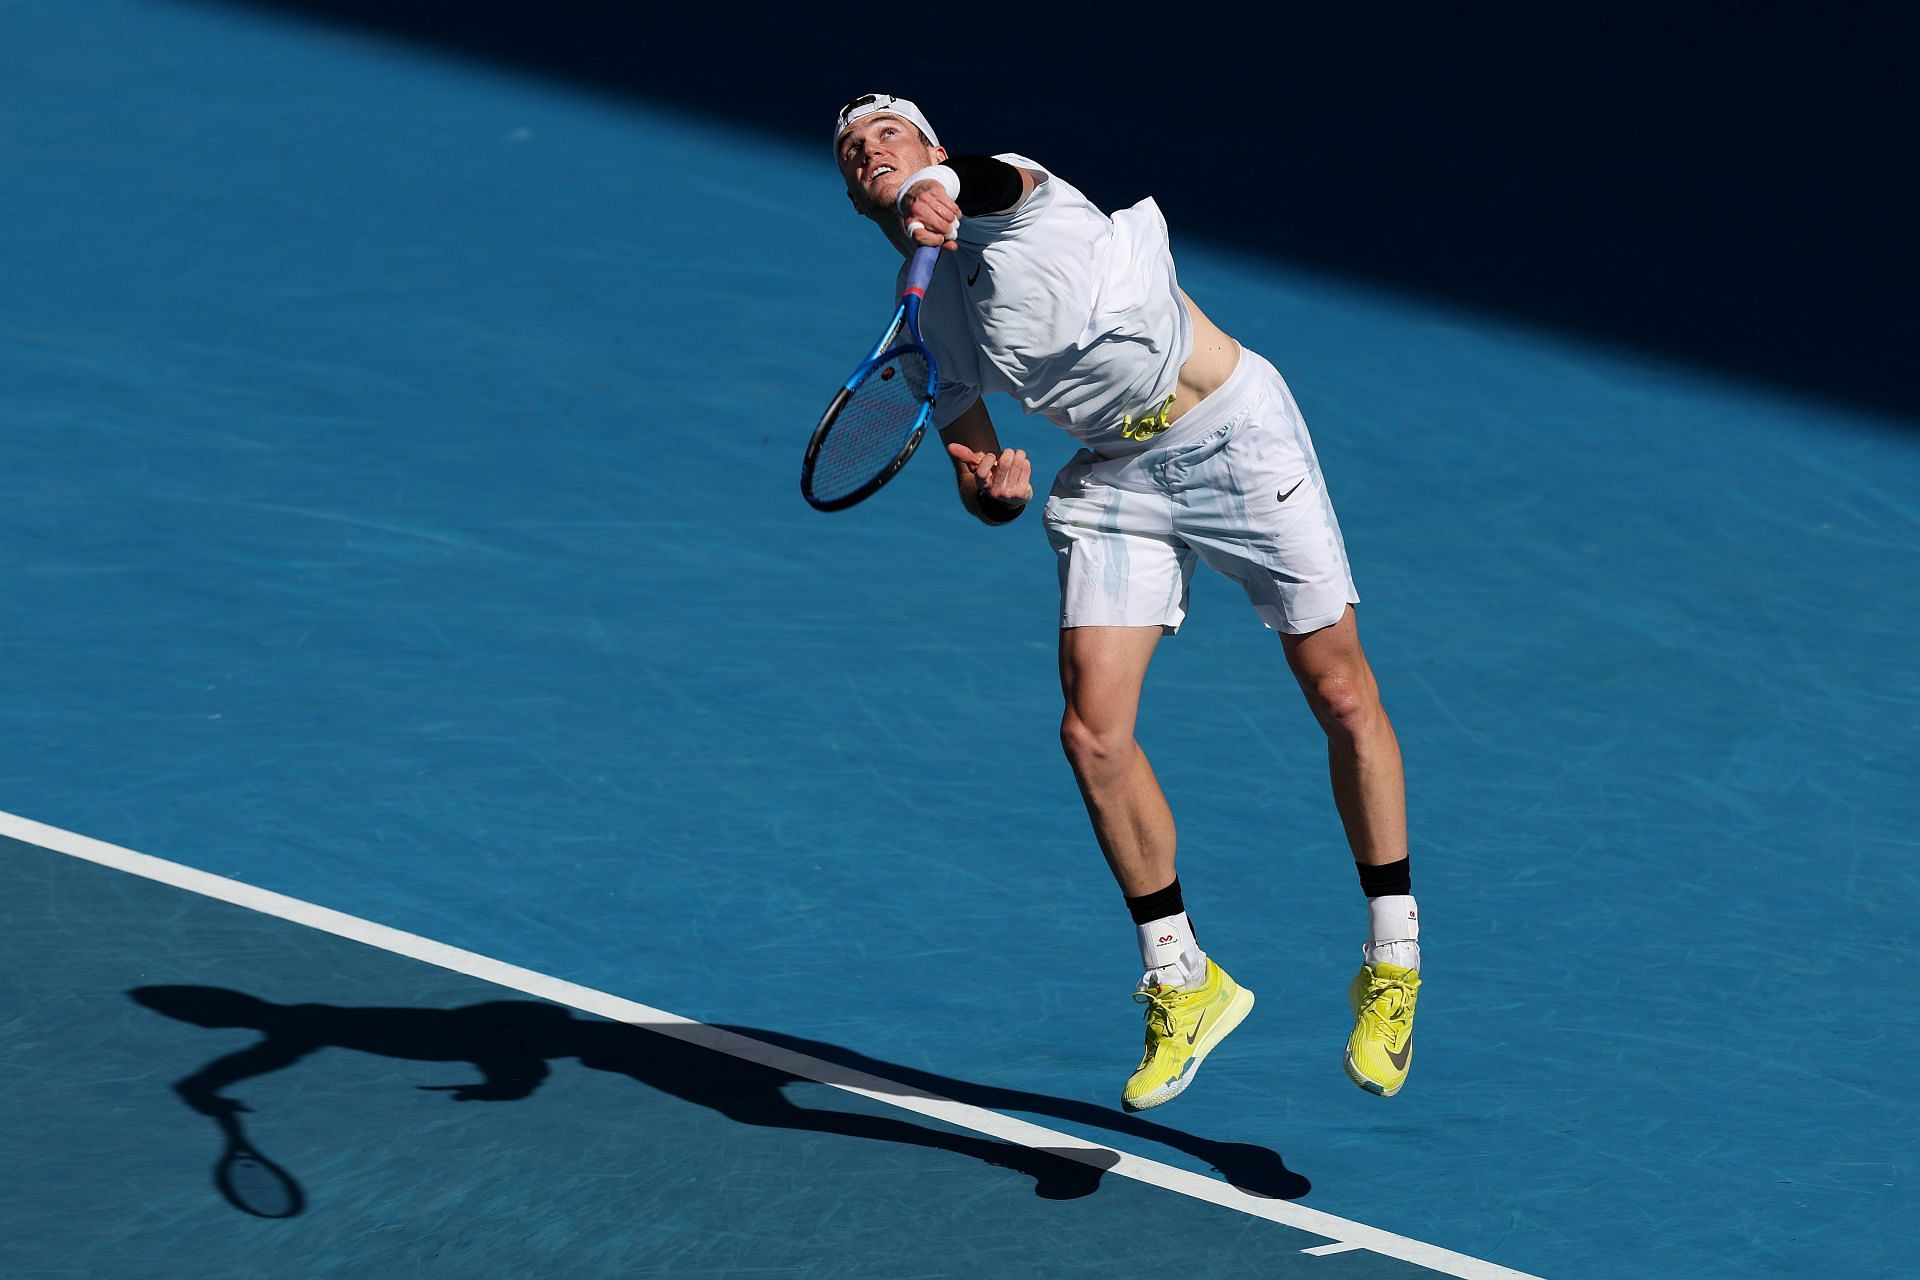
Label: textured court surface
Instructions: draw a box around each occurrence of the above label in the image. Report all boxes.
[3,3,1917,1277]
[7,833,1454,1278]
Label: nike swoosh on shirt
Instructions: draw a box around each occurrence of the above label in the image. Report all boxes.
[1276,479,1305,503]
[967,263,981,286]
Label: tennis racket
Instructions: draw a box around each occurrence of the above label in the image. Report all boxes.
[800,244,941,511]
[212,1109,305,1218]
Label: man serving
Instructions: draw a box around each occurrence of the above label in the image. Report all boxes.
[834,94,1422,1107]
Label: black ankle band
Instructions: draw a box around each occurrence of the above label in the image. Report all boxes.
[1124,878,1185,925]
[1356,857,1412,898]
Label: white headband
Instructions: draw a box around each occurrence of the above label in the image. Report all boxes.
[832,93,940,153]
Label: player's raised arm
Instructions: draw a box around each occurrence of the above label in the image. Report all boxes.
[939,398,1031,526]
[898,156,1038,248]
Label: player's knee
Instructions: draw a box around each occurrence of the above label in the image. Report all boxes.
[1305,669,1375,739]
[1059,709,1129,780]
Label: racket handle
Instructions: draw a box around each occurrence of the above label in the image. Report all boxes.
[905,244,941,295]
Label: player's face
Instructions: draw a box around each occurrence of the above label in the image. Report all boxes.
[837,114,945,214]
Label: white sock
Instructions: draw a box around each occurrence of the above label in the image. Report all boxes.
[1365,894,1421,970]
[1136,911,1208,988]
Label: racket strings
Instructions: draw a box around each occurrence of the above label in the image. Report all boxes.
[810,344,931,505]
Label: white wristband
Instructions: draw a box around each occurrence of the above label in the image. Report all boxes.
[894,163,960,212]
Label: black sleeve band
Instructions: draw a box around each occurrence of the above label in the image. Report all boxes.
[947,155,1024,216]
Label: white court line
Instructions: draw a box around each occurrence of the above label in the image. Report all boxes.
[0,808,1545,1280]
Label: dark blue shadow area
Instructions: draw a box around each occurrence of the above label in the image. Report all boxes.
[127,985,1120,1207]
[179,0,1920,424]
[1,835,1449,1279]
[128,979,1313,1204]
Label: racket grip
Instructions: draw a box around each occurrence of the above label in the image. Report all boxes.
[905,244,941,295]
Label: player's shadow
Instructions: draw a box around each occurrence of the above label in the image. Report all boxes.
[129,986,1308,1214]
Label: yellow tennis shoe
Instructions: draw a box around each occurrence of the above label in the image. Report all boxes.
[1345,960,1420,1096]
[1121,958,1255,1112]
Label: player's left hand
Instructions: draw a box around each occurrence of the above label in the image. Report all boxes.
[947,442,1033,506]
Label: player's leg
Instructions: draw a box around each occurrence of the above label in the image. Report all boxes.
[1273,543,1419,1096]
[1280,607,1408,874]
[1171,347,1420,1095]
[1046,463,1198,973]
[1048,467,1255,1111]
[1057,624,1175,900]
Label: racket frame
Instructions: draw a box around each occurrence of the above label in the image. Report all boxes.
[213,1112,306,1218]
[801,245,943,512]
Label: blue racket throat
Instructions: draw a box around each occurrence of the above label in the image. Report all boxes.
[851,243,938,384]
[801,246,943,512]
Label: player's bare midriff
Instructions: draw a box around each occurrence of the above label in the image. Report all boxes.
[1167,292,1241,424]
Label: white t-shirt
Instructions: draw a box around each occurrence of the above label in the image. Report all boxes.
[897,154,1194,456]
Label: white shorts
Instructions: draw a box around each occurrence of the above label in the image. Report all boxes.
[1043,348,1360,635]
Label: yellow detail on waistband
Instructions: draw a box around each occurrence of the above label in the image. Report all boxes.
[1119,392,1178,441]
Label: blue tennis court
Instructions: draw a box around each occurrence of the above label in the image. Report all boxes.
[4,3,1916,1277]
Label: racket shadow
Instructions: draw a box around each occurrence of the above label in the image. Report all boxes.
[212,1110,306,1218]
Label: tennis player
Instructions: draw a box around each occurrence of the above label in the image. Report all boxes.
[833,94,1422,1106]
